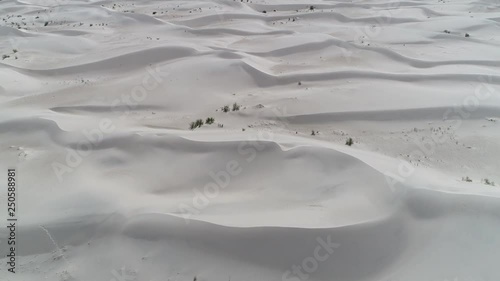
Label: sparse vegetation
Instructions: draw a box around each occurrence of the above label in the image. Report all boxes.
[222,105,230,113]
[311,130,315,136]
[206,117,215,124]
[12,49,18,53]
[189,119,204,130]
[309,5,315,11]
[462,176,472,182]
[232,103,240,111]
[345,137,353,146]
[195,119,203,127]
[465,33,470,37]
[483,178,495,186]
[2,55,9,60]
[444,30,451,34]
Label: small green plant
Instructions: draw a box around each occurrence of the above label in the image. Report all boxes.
[345,137,353,146]
[222,105,230,113]
[462,176,472,182]
[189,119,204,130]
[195,119,204,128]
[206,117,215,124]
[232,103,240,111]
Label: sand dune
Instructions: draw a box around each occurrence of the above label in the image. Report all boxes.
[1,0,500,280]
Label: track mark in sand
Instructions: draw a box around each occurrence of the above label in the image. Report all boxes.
[39,225,71,266]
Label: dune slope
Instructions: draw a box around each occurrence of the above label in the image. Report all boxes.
[1,0,500,281]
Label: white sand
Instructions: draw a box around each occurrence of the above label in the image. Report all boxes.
[1,0,500,280]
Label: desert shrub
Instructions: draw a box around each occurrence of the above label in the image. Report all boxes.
[2,55,9,60]
[484,179,495,186]
[222,105,230,113]
[189,119,204,130]
[12,49,17,53]
[311,130,315,136]
[462,176,472,182]
[206,117,215,124]
[232,103,240,111]
[345,137,353,146]
[195,119,204,128]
